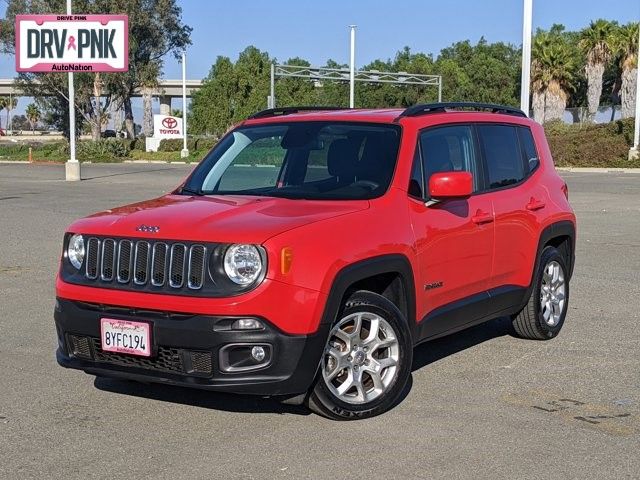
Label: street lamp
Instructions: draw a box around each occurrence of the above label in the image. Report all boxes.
[181,51,189,158]
[631,23,640,160]
[349,25,356,109]
[65,0,80,180]
[520,0,533,116]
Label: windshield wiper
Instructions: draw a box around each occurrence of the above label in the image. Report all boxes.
[179,186,203,196]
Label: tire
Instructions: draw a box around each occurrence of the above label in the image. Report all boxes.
[307,290,412,420]
[512,246,569,340]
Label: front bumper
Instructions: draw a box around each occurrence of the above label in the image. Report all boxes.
[55,298,329,396]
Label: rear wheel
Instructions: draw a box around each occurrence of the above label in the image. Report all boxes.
[307,291,412,420]
[512,246,569,340]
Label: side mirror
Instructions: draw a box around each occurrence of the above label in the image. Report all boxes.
[428,171,473,200]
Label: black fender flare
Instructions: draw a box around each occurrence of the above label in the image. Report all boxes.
[520,220,576,308]
[319,254,417,341]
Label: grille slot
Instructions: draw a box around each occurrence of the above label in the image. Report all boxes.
[169,244,187,288]
[151,242,168,286]
[100,238,116,281]
[117,240,132,283]
[188,351,213,374]
[68,334,92,359]
[188,245,206,289]
[134,241,150,285]
[85,238,100,279]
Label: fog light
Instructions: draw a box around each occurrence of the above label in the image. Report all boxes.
[251,346,266,362]
[231,318,264,330]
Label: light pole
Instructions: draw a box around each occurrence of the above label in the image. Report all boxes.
[181,51,189,158]
[631,23,640,160]
[65,0,80,180]
[520,0,533,116]
[349,25,356,108]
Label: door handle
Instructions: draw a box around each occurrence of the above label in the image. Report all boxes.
[526,197,546,211]
[472,209,493,225]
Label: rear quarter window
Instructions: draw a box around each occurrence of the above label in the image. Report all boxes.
[477,124,525,189]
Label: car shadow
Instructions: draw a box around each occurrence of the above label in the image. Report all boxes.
[93,316,513,418]
[93,376,311,416]
[411,315,514,372]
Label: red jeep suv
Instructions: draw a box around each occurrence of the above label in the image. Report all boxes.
[55,103,576,419]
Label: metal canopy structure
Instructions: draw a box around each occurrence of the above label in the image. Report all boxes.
[268,64,442,108]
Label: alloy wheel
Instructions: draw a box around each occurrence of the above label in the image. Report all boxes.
[322,312,400,405]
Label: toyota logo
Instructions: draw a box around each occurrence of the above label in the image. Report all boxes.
[162,117,178,129]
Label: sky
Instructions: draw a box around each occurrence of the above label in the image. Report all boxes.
[1,0,639,119]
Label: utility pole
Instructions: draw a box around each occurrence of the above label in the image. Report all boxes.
[181,51,189,158]
[520,0,533,116]
[65,0,80,180]
[269,63,275,108]
[631,23,640,160]
[349,25,356,108]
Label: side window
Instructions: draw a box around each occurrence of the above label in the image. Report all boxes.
[518,127,540,173]
[477,125,525,189]
[419,125,480,193]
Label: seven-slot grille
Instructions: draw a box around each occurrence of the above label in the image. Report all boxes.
[84,237,207,291]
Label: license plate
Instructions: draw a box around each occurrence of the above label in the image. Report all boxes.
[100,318,151,357]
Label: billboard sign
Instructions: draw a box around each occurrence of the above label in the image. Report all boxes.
[15,14,128,72]
[154,115,183,139]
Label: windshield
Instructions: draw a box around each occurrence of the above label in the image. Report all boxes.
[182,121,401,200]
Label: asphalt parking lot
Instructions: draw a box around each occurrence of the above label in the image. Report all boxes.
[0,163,638,479]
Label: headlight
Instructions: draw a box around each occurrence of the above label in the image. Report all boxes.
[224,244,263,285]
[67,234,85,270]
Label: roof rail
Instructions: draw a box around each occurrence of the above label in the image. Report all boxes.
[248,106,345,119]
[397,102,527,119]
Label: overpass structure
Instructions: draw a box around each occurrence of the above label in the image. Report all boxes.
[0,78,203,115]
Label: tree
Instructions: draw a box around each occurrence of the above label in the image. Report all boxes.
[190,56,237,137]
[11,114,29,131]
[0,97,6,130]
[25,103,41,132]
[579,19,617,121]
[531,30,576,123]
[171,109,183,118]
[613,22,639,118]
[0,96,19,131]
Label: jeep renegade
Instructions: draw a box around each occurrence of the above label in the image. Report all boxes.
[55,103,576,419]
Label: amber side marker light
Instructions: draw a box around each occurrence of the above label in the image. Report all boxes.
[281,247,293,275]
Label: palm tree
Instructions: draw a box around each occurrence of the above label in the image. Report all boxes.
[4,96,18,131]
[0,97,7,130]
[531,32,575,123]
[25,103,41,133]
[613,22,639,118]
[579,19,616,122]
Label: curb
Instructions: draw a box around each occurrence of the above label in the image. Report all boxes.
[557,167,640,173]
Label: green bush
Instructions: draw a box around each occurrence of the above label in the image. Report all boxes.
[195,136,218,151]
[545,118,638,168]
[158,138,200,152]
[75,139,130,160]
[158,138,183,151]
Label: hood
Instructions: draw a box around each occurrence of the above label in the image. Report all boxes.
[68,194,369,244]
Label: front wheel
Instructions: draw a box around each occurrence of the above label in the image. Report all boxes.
[307,291,412,420]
